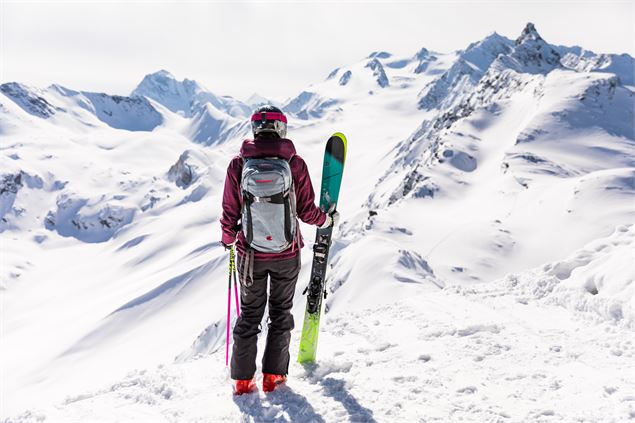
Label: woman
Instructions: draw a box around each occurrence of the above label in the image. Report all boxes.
[220,105,338,395]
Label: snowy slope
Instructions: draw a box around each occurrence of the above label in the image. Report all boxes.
[361,23,634,286]
[4,227,634,422]
[1,22,634,422]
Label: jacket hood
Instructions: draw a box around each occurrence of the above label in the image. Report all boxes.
[240,137,296,161]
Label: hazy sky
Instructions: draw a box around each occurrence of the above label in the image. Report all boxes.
[2,1,633,102]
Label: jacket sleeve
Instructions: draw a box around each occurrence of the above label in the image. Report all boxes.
[220,156,243,245]
[293,155,327,226]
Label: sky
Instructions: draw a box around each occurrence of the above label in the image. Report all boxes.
[1,0,633,102]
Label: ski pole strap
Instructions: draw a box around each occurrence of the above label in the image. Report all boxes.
[240,248,255,288]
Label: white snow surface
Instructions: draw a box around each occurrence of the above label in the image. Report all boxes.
[1,23,634,422]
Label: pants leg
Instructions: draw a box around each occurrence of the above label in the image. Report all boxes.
[262,255,301,375]
[231,255,268,380]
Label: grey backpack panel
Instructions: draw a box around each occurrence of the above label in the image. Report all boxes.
[241,158,297,253]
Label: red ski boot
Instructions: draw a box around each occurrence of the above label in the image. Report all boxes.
[262,373,287,393]
[233,378,257,395]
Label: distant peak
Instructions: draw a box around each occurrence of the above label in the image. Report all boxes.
[462,31,512,55]
[414,47,438,74]
[368,51,392,59]
[498,22,561,73]
[156,69,174,76]
[246,92,272,107]
[482,31,506,42]
[366,57,383,68]
[516,22,543,45]
[415,47,430,59]
[144,69,176,80]
[48,83,79,97]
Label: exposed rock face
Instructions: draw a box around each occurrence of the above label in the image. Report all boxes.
[167,151,198,189]
[0,83,59,118]
[366,58,390,88]
[80,92,163,131]
[339,70,352,86]
[498,22,561,73]
[418,33,512,111]
[44,194,135,243]
[368,51,392,59]
[560,50,635,86]
[414,48,438,74]
[0,171,47,229]
[0,173,23,226]
[0,173,22,196]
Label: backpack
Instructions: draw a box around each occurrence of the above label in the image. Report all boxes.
[241,157,297,253]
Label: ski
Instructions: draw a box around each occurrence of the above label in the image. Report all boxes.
[298,132,347,364]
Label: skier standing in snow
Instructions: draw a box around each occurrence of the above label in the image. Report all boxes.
[220,105,338,395]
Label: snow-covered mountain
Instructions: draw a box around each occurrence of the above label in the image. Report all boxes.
[132,69,250,119]
[2,23,634,422]
[0,82,164,131]
[131,70,252,145]
[418,32,513,111]
[245,92,282,109]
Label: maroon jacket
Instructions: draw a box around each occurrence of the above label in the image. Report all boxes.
[220,136,327,261]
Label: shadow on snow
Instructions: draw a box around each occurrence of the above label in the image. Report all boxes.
[233,386,325,423]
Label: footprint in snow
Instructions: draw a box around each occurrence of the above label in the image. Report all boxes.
[456,324,501,337]
[392,375,418,383]
[456,386,477,394]
[375,342,396,352]
[418,354,431,362]
[604,386,618,395]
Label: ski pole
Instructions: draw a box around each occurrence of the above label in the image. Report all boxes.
[231,246,240,317]
[225,247,233,367]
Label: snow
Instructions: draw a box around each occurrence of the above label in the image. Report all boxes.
[507,224,635,328]
[1,22,634,422]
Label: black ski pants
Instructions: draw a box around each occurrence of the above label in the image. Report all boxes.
[231,253,301,380]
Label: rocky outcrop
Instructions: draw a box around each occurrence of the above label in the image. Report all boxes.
[418,33,512,111]
[0,83,59,118]
[413,48,438,74]
[366,58,390,88]
[167,151,199,189]
[495,23,561,74]
[339,70,353,86]
[45,194,135,243]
